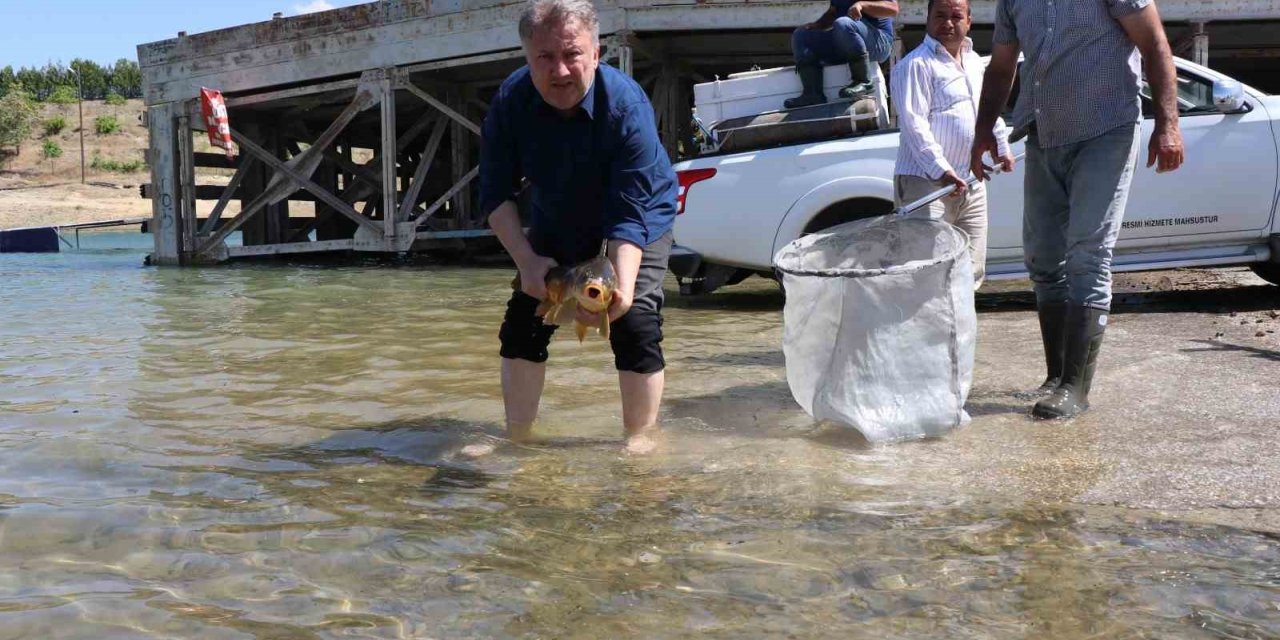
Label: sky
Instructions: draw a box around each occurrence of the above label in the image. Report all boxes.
[0,0,367,70]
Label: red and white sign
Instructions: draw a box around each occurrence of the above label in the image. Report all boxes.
[200,87,235,160]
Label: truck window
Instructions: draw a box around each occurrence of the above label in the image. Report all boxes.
[1139,70,1217,117]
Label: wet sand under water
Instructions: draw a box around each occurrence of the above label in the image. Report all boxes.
[3,237,1280,638]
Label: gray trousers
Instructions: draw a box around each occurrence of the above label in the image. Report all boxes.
[895,175,989,289]
[1023,123,1141,310]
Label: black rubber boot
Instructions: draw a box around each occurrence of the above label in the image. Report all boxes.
[838,54,875,99]
[784,62,826,109]
[1033,306,1108,419]
[1021,301,1068,398]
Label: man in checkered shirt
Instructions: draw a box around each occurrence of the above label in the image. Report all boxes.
[971,0,1184,419]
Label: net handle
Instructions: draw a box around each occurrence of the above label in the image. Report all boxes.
[895,152,1026,219]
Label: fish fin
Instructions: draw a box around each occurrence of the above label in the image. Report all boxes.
[546,301,567,325]
[600,313,610,340]
[575,321,588,343]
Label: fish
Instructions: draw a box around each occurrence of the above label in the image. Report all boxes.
[512,254,618,342]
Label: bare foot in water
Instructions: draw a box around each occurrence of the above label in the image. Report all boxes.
[624,430,661,455]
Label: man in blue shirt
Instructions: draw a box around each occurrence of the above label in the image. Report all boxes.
[785,0,899,109]
[480,0,678,454]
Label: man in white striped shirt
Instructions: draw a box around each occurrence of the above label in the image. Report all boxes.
[891,0,1013,288]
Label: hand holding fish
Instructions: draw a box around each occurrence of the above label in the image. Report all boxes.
[512,253,618,342]
[517,255,558,300]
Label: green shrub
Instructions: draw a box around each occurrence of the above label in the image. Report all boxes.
[47,85,79,104]
[90,153,145,173]
[43,116,66,137]
[94,115,120,135]
[41,140,63,166]
[104,92,126,106]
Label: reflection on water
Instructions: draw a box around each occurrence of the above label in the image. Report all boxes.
[1,233,1279,638]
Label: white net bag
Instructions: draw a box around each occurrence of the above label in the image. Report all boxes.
[773,216,976,442]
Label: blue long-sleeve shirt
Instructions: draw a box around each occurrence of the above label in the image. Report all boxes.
[479,63,678,265]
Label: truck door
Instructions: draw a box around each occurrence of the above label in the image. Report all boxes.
[1119,67,1278,247]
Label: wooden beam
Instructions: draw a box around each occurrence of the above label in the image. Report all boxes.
[233,128,380,234]
[264,80,378,206]
[411,166,479,227]
[178,112,197,257]
[147,103,180,265]
[403,82,482,136]
[227,238,355,257]
[142,182,330,202]
[197,127,380,256]
[200,156,257,236]
[380,74,399,235]
[398,116,449,221]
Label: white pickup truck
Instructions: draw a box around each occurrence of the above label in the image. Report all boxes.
[670,56,1280,294]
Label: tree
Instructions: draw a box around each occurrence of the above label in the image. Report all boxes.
[70,59,108,100]
[0,87,39,155]
[110,59,142,99]
[0,66,14,98]
[15,67,45,101]
[42,140,63,171]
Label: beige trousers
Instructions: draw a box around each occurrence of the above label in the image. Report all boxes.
[893,174,988,289]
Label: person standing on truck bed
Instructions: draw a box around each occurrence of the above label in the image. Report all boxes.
[481,0,679,454]
[891,0,1013,289]
[971,0,1184,419]
[784,0,900,109]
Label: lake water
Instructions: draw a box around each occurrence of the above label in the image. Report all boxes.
[2,232,1278,638]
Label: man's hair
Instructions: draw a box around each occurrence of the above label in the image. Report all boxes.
[927,0,971,15]
[518,0,600,44]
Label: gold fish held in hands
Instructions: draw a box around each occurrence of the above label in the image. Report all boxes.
[512,255,618,342]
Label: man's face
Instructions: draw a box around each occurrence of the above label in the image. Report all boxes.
[927,0,971,49]
[523,17,600,114]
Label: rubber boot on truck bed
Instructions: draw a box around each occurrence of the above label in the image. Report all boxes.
[784,62,827,109]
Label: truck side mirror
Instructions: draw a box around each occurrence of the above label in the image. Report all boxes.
[1213,78,1246,114]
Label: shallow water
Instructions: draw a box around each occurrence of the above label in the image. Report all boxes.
[2,233,1279,639]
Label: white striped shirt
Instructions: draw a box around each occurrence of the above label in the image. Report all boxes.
[891,36,1011,181]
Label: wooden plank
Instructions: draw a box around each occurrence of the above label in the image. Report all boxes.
[147,103,180,265]
[227,238,355,258]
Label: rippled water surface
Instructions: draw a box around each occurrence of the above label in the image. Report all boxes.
[2,233,1279,639]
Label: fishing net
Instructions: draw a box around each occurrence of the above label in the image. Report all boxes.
[773,216,976,443]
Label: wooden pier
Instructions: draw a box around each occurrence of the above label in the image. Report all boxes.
[135,0,1280,265]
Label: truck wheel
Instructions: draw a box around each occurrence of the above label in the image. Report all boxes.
[1250,262,1280,286]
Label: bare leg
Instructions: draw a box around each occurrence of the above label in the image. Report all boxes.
[502,357,546,442]
[619,370,664,454]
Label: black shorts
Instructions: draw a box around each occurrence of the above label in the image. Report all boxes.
[499,233,671,374]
